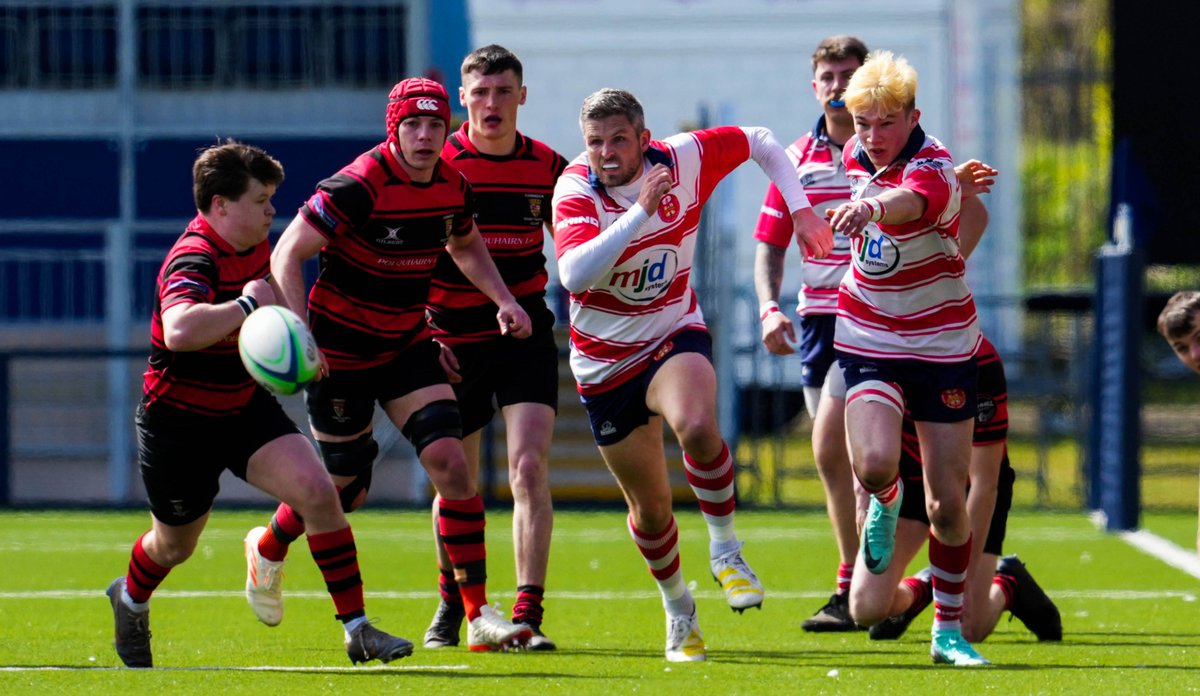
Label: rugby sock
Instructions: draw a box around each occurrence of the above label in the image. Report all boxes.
[512,584,545,627]
[124,532,169,606]
[438,565,463,604]
[683,442,739,558]
[260,502,304,562]
[901,572,933,616]
[438,495,489,620]
[929,533,971,633]
[993,572,1016,611]
[306,526,365,623]
[628,514,693,616]
[836,562,854,595]
[868,474,902,506]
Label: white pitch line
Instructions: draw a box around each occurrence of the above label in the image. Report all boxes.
[1120,529,1200,580]
[0,664,468,673]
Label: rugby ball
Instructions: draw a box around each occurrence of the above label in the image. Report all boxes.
[238,305,321,396]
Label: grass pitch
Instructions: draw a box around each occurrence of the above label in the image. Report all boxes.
[1,508,1197,694]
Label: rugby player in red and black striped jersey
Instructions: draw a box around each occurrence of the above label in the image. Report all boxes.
[262,77,535,651]
[421,45,567,652]
[106,140,413,668]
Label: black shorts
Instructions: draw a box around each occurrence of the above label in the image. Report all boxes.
[839,352,978,423]
[897,448,1015,556]
[136,388,299,526]
[306,339,448,437]
[449,326,560,435]
[581,329,712,446]
[797,314,837,388]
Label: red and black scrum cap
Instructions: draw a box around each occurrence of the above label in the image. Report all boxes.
[386,77,451,136]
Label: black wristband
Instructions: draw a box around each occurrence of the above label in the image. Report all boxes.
[235,295,259,317]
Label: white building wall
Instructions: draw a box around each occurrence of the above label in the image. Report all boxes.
[468,0,1021,350]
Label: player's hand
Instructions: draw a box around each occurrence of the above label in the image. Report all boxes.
[312,347,330,382]
[761,311,797,356]
[827,200,875,239]
[793,207,834,259]
[435,340,462,384]
[496,301,532,339]
[637,163,673,216]
[955,159,998,198]
[241,278,276,308]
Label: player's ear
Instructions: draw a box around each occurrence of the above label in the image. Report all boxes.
[519,85,527,106]
[459,86,467,108]
[639,128,651,151]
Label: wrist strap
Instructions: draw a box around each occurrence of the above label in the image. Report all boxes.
[861,197,887,222]
[759,301,781,322]
[235,295,259,317]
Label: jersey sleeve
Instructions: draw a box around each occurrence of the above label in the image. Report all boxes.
[159,251,218,311]
[453,177,476,238]
[686,126,752,202]
[754,182,793,248]
[551,182,602,260]
[298,169,375,240]
[902,155,959,227]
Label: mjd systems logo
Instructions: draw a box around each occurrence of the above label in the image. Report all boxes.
[608,247,677,303]
[851,227,900,276]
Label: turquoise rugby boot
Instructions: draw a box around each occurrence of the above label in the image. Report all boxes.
[931,627,991,666]
[860,478,903,575]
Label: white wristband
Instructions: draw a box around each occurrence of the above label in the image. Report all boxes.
[760,301,781,322]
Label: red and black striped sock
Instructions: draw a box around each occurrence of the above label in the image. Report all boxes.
[307,526,364,623]
[902,572,933,616]
[438,494,488,620]
[993,572,1016,610]
[512,584,545,627]
[438,565,463,605]
[260,502,304,562]
[125,532,170,604]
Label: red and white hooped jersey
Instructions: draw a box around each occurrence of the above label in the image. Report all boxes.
[753,117,854,315]
[552,126,755,395]
[835,127,980,362]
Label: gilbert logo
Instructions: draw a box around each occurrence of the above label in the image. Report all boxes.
[416,98,441,111]
[658,194,681,222]
[378,226,403,245]
[607,246,677,303]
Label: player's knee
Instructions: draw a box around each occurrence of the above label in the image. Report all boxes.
[154,537,199,567]
[403,399,462,456]
[673,419,718,455]
[508,452,549,499]
[317,434,378,513]
[925,497,965,531]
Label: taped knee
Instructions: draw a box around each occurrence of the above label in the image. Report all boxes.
[846,380,904,415]
[402,399,462,456]
[336,468,373,513]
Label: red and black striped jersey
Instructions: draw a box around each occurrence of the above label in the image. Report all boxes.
[899,335,1009,475]
[142,215,268,416]
[428,124,566,345]
[298,143,475,370]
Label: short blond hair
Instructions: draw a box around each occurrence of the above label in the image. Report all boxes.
[843,50,918,115]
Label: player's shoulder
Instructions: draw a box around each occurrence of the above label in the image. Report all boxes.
[904,135,954,174]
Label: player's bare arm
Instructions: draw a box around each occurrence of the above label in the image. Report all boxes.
[828,188,927,238]
[792,207,834,259]
[754,241,796,355]
[447,223,532,338]
[958,196,990,259]
[270,216,326,321]
[160,278,275,352]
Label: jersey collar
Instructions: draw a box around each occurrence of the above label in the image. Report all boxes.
[587,144,673,193]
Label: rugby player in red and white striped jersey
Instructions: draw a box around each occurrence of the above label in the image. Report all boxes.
[257,77,535,652]
[422,44,568,651]
[552,87,832,662]
[827,51,987,666]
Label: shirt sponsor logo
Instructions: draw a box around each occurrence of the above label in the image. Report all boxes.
[555,215,599,232]
[977,394,996,423]
[850,226,901,277]
[607,246,678,303]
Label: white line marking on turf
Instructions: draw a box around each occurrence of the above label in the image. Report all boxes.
[1120,529,1200,580]
[0,665,468,673]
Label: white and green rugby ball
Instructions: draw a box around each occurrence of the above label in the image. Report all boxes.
[238,305,320,396]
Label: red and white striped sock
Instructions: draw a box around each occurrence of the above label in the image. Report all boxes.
[683,442,739,558]
[628,514,693,616]
[929,533,972,633]
[836,562,854,595]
